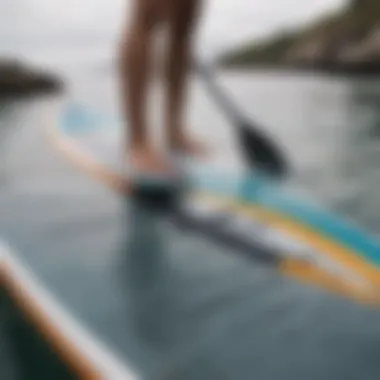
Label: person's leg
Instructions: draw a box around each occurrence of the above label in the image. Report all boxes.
[165,0,206,155]
[119,0,172,174]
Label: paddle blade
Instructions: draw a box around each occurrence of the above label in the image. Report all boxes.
[238,120,288,178]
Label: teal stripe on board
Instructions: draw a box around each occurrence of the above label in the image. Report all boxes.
[62,104,118,134]
[194,171,380,266]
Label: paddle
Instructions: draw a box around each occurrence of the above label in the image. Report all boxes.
[196,61,288,178]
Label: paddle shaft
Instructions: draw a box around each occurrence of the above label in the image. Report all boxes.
[196,62,246,125]
[196,61,288,177]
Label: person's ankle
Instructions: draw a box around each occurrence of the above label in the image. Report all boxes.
[130,140,151,151]
[168,131,184,145]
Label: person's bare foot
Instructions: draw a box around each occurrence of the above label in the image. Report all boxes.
[130,144,174,176]
[169,133,209,157]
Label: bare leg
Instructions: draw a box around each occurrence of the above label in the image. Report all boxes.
[165,0,207,155]
[119,0,173,174]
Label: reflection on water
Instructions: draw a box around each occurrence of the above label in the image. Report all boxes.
[121,200,173,350]
[336,83,380,231]
[0,101,24,149]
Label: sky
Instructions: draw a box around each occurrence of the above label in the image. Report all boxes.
[0,0,348,62]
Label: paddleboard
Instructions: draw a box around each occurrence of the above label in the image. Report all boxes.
[52,102,380,305]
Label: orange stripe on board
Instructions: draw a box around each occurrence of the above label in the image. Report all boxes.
[46,122,128,194]
[281,259,380,306]
[196,193,380,289]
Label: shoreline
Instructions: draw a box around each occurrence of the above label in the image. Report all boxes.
[0,59,63,98]
[218,63,380,79]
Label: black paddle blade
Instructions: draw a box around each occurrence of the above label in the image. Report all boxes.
[238,121,288,178]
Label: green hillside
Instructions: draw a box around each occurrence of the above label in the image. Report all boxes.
[221,0,380,73]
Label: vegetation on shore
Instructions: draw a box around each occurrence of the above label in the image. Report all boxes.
[221,0,380,74]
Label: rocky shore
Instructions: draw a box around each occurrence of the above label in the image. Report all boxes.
[221,0,380,75]
[0,59,62,97]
